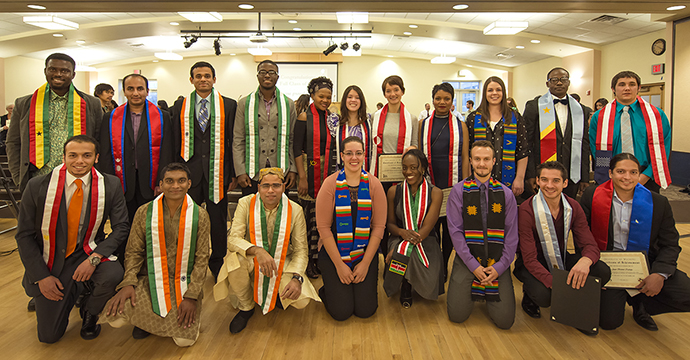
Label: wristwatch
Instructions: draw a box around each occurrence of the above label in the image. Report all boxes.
[88,255,101,267]
[292,273,304,284]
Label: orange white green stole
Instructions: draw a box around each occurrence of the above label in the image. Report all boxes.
[146,194,200,317]
[249,192,293,314]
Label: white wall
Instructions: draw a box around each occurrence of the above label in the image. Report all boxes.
[4,56,88,104]
[511,56,563,112]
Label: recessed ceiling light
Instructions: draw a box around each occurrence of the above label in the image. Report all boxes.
[516,45,525,49]
[293,27,302,31]
[53,33,63,37]
[288,20,298,24]
[403,31,412,36]
[153,60,159,62]
[387,55,394,58]
[483,21,529,35]
[667,5,686,11]
[230,53,236,56]
[23,16,79,30]
[409,24,418,29]
[155,52,183,61]
[466,64,473,67]
[170,22,179,26]
[531,39,541,44]
[27,4,46,10]
[238,4,254,10]
[76,39,86,44]
[336,12,369,24]
[177,12,223,22]
[452,4,469,10]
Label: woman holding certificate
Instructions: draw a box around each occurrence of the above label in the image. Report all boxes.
[315,136,387,321]
[334,85,372,170]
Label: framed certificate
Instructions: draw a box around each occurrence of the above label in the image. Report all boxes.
[439,188,452,217]
[377,154,403,182]
[598,251,650,289]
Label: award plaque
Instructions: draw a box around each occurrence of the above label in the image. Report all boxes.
[377,154,404,182]
[439,188,453,217]
[599,251,650,289]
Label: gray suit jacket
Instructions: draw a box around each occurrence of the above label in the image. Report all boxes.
[15,171,129,297]
[6,88,102,191]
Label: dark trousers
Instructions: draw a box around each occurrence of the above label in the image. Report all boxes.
[34,253,123,343]
[434,217,452,279]
[121,169,152,265]
[380,182,393,253]
[240,179,259,197]
[318,247,378,321]
[563,180,581,199]
[600,269,690,330]
[514,252,611,308]
[643,179,661,194]
[188,182,228,279]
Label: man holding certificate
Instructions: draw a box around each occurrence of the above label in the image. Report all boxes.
[581,153,690,331]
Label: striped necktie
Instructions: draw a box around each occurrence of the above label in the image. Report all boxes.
[66,179,83,258]
[621,105,634,154]
[199,98,209,132]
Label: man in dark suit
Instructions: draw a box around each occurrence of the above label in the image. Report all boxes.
[6,53,102,192]
[15,135,129,343]
[581,153,690,331]
[172,61,237,279]
[524,67,591,199]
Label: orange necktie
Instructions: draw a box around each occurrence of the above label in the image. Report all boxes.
[66,179,83,258]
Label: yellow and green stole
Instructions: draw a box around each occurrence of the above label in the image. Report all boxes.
[245,88,291,178]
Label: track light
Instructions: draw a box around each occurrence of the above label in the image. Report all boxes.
[184,34,198,49]
[323,43,338,56]
[214,37,221,56]
[340,42,349,51]
[352,42,361,51]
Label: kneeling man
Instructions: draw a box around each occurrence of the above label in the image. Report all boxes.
[102,163,210,347]
[214,167,319,334]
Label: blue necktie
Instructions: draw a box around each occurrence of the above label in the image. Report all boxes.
[199,99,209,132]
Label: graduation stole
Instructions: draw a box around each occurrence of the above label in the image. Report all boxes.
[538,92,584,183]
[396,179,431,267]
[29,83,87,170]
[335,169,372,267]
[41,164,110,270]
[421,111,464,185]
[248,193,293,315]
[473,113,517,187]
[245,88,291,178]
[335,120,371,170]
[179,89,226,203]
[305,103,334,198]
[370,103,412,176]
[462,177,505,302]
[145,194,199,317]
[108,101,164,192]
[533,190,573,271]
[590,180,652,252]
[594,97,671,188]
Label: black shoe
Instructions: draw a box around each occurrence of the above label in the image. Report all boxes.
[577,327,599,336]
[27,298,36,312]
[400,280,413,308]
[229,309,255,334]
[132,326,151,339]
[80,311,101,340]
[75,289,90,309]
[521,294,541,318]
[633,302,658,331]
[306,261,319,279]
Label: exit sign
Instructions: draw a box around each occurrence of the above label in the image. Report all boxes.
[652,64,665,75]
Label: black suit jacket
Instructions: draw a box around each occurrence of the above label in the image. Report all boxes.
[524,95,591,180]
[580,184,680,275]
[98,104,174,202]
[15,171,129,297]
[171,94,237,198]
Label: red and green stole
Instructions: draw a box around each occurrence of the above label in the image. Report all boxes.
[335,169,372,267]
[244,88,291,178]
[248,193,293,315]
[145,194,199,317]
[420,111,464,186]
[335,120,371,170]
[41,164,110,270]
[179,89,226,203]
[462,177,505,302]
[473,113,517,187]
[396,179,431,267]
[29,83,87,170]
[305,103,335,198]
[108,101,164,192]
[370,103,412,177]
[537,92,584,183]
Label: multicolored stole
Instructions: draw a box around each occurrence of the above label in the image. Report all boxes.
[145,194,199,317]
[179,89,226,203]
[533,190,573,270]
[396,179,431,267]
[473,113,517,187]
[248,193,293,315]
[29,83,87,170]
[335,120,371,170]
[590,180,653,252]
[462,177,505,302]
[306,103,334,198]
[594,97,671,188]
[108,101,164,192]
[537,92,584,183]
[245,88,291,178]
[421,111,463,186]
[370,103,412,176]
[335,169,372,267]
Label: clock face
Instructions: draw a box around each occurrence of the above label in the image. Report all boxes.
[652,39,666,56]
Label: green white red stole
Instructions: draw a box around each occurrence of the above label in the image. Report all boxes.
[370,103,412,177]
[473,113,517,187]
[537,92,584,183]
[29,83,87,170]
[179,89,226,203]
[244,88,291,178]
[41,164,110,270]
[145,194,200,317]
[249,192,293,314]
[421,111,464,186]
[532,191,573,271]
[396,179,431,267]
[335,169,372,267]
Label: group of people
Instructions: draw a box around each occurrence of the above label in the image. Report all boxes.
[8,52,689,346]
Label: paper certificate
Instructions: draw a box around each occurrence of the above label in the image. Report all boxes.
[377,154,404,182]
[599,251,650,289]
[439,188,452,217]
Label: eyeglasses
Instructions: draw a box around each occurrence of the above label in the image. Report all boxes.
[257,70,278,76]
[548,77,570,84]
[259,183,283,190]
[342,151,364,157]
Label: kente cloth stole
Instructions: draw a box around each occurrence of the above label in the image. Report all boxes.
[591,180,652,252]
[41,164,111,270]
[537,92,584,183]
[336,120,371,170]
[245,88,291,177]
[533,190,573,271]
[421,111,463,186]
[473,113,517,187]
[179,89,226,203]
[109,101,164,192]
[335,169,372,268]
[369,103,412,176]
[594,97,671,188]
[145,194,199,317]
[462,177,505,302]
[396,179,431,268]
[306,103,334,198]
[29,83,87,169]
[249,193,293,315]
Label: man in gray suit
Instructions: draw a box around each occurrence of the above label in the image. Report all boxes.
[15,135,129,343]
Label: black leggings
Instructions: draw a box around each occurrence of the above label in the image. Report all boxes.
[318,248,378,321]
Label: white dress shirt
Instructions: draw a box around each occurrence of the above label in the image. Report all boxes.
[553,96,569,134]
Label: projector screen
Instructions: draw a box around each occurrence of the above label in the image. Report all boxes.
[275,63,339,102]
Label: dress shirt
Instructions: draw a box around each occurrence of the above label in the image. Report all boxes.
[611,190,632,251]
[381,112,419,153]
[64,170,92,236]
[131,111,142,168]
[194,93,210,121]
[419,109,430,120]
[36,90,69,177]
[553,96,568,132]
[452,110,464,122]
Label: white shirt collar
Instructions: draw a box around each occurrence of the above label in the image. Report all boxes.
[65,169,92,188]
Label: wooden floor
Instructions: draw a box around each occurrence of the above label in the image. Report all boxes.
[2,219,690,359]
